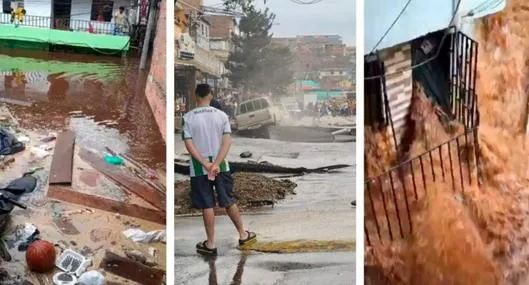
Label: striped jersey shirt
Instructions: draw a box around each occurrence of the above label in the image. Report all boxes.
[182,106,231,177]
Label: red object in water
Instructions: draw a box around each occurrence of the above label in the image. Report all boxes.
[26,240,56,273]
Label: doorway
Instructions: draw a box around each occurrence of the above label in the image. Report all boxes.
[53,0,72,30]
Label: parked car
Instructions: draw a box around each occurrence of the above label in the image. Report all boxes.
[235,97,283,130]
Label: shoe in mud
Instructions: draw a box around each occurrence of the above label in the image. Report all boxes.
[239,231,257,246]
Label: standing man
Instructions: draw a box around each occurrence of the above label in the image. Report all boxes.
[182,84,256,256]
[113,6,128,35]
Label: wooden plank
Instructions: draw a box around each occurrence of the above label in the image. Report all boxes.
[49,131,75,185]
[100,250,165,285]
[79,148,166,212]
[47,186,165,224]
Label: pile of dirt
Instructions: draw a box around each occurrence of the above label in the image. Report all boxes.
[175,173,297,215]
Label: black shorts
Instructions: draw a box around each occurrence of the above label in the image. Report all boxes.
[190,172,236,209]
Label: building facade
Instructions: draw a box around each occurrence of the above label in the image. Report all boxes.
[364,0,506,148]
[0,0,135,54]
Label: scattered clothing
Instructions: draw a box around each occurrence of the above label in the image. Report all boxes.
[122,229,166,243]
[78,270,105,285]
[0,128,25,155]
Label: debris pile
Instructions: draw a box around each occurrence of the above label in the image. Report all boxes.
[175,173,297,214]
[0,106,167,283]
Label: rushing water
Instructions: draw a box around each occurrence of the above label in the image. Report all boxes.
[0,48,165,170]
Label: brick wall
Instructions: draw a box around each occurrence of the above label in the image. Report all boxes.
[380,43,413,144]
[145,0,166,141]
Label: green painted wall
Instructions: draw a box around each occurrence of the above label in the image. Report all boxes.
[0,24,130,53]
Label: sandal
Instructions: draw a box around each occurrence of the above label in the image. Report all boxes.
[196,241,217,256]
[239,231,257,246]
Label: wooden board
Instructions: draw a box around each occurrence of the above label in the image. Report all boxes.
[49,131,75,185]
[48,186,166,224]
[100,250,165,285]
[79,148,166,212]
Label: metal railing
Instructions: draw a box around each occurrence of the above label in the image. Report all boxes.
[365,127,480,245]
[364,29,482,247]
[0,13,128,36]
[450,31,479,130]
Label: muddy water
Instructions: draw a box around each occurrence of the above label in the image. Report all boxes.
[367,2,529,284]
[0,49,165,170]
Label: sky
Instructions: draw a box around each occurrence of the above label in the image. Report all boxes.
[204,0,356,46]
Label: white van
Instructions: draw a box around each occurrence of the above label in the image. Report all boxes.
[235,97,282,130]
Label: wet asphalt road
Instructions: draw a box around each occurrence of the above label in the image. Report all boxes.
[175,136,356,284]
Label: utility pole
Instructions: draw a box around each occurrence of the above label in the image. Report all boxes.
[139,0,157,70]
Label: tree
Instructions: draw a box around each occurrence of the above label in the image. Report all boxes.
[225,6,293,94]
[223,0,262,12]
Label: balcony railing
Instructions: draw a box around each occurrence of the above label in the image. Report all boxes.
[0,13,129,36]
[365,127,480,246]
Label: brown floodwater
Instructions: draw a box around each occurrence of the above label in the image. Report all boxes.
[0,48,165,170]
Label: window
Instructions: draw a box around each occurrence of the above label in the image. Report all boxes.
[246,101,255,112]
[91,0,114,22]
[260,98,269,108]
[240,103,248,114]
[364,55,386,127]
[253,100,262,110]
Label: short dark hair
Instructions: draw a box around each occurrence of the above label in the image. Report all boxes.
[195,84,211,98]
[119,6,125,10]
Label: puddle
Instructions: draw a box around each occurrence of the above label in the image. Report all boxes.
[0,49,165,170]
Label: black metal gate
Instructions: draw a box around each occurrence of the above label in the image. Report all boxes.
[450,31,479,130]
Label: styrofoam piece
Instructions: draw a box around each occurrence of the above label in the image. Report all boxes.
[55,249,91,277]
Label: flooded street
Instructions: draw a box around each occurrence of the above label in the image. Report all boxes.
[175,136,355,284]
[0,48,166,170]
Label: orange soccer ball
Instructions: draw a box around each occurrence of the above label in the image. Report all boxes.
[26,240,56,273]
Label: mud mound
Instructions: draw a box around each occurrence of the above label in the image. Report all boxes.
[175,173,297,215]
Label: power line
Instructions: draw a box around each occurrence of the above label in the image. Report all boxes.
[289,0,325,4]
[365,0,462,81]
[370,0,412,53]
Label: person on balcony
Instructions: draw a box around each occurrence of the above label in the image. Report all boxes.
[113,6,128,35]
[10,5,26,27]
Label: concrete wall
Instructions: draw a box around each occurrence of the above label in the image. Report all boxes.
[379,43,413,143]
[25,1,51,17]
[145,0,166,141]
